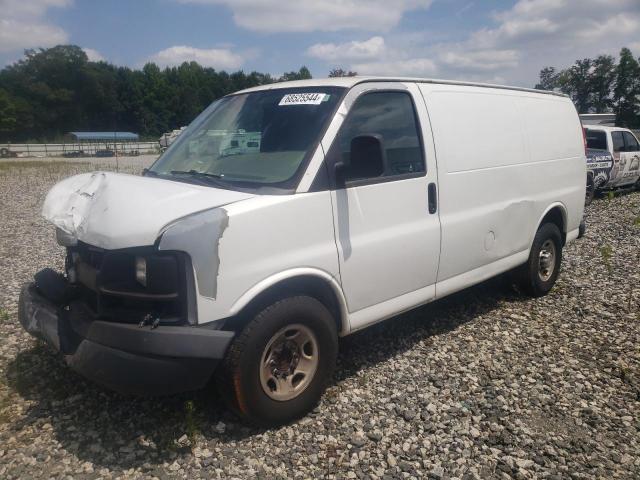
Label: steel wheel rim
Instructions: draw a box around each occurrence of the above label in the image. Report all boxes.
[538,239,556,282]
[259,324,319,402]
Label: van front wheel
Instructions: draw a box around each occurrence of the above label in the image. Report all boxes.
[518,223,563,297]
[216,296,338,426]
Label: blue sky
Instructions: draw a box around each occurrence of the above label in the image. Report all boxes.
[1,0,639,86]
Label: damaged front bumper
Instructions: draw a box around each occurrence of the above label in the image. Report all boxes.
[18,280,235,396]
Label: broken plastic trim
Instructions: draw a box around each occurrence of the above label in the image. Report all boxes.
[56,227,78,247]
[158,208,229,299]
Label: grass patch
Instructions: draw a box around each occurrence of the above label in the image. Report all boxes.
[0,308,9,323]
[184,399,199,446]
[633,217,640,227]
[599,244,613,276]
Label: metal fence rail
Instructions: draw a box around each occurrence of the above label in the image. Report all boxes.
[1,142,159,158]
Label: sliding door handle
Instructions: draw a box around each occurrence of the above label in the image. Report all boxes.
[428,182,437,214]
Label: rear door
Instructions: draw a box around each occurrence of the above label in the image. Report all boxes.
[621,131,640,186]
[326,83,441,329]
[610,130,640,186]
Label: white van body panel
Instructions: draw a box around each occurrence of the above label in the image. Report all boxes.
[419,83,584,291]
[328,83,441,329]
[196,191,341,325]
[42,172,254,250]
[40,77,586,338]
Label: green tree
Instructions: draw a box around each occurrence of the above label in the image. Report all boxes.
[329,68,358,77]
[534,67,559,91]
[613,48,640,128]
[589,55,616,113]
[279,66,312,82]
[535,48,639,127]
[0,89,17,132]
[564,59,593,113]
[0,45,313,141]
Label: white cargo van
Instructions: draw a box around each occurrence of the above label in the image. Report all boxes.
[19,77,585,425]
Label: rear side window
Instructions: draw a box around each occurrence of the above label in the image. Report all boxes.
[612,131,625,152]
[585,129,607,150]
[622,131,640,152]
[337,91,424,181]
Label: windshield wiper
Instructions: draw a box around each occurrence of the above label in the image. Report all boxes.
[166,169,229,188]
[170,169,225,179]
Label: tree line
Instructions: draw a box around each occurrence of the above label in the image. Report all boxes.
[535,47,640,128]
[0,45,312,142]
[1,44,639,142]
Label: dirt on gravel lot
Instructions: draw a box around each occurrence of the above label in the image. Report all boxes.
[0,158,639,479]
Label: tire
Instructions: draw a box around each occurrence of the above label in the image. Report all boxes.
[517,223,563,297]
[216,296,338,427]
[585,174,595,206]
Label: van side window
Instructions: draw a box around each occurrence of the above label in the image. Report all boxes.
[337,91,424,181]
[612,131,625,152]
[622,132,640,152]
[585,129,607,150]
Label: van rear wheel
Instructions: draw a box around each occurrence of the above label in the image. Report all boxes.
[517,223,563,297]
[216,296,338,427]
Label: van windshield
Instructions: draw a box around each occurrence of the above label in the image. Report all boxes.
[149,87,345,191]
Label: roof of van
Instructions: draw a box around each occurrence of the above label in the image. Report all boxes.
[235,76,569,98]
[583,125,631,133]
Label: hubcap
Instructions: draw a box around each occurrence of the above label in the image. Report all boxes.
[259,324,319,401]
[538,239,556,282]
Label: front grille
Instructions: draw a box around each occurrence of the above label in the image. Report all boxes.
[84,247,104,270]
[67,243,195,325]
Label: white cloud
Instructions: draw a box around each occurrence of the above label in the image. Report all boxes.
[463,0,640,83]
[305,34,437,77]
[83,47,104,62]
[471,0,640,49]
[439,49,519,73]
[0,0,71,53]
[307,37,386,61]
[352,58,437,77]
[0,0,70,16]
[148,45,244,69]
[307,0,639,85]
[179,0,432,32]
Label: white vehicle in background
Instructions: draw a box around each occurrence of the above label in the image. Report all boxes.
[584,126,640,190]
[159,127,187,150]
[19,77,585,426]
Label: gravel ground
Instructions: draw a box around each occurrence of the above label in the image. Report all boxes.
[0,157,639,479]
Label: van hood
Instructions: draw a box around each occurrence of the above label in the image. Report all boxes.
[42,172,254,250]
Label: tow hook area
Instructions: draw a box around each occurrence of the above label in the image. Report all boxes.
[138,313,161,329]
[18,272,236,396]
[33,267,74,305]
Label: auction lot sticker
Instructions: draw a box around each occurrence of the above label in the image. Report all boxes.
[279,93,327,106]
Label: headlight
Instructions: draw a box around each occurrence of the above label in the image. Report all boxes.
[135,257,147,286]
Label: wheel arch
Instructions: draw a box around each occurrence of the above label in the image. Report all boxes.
[227,268,350,336]
[534,202,568,246]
